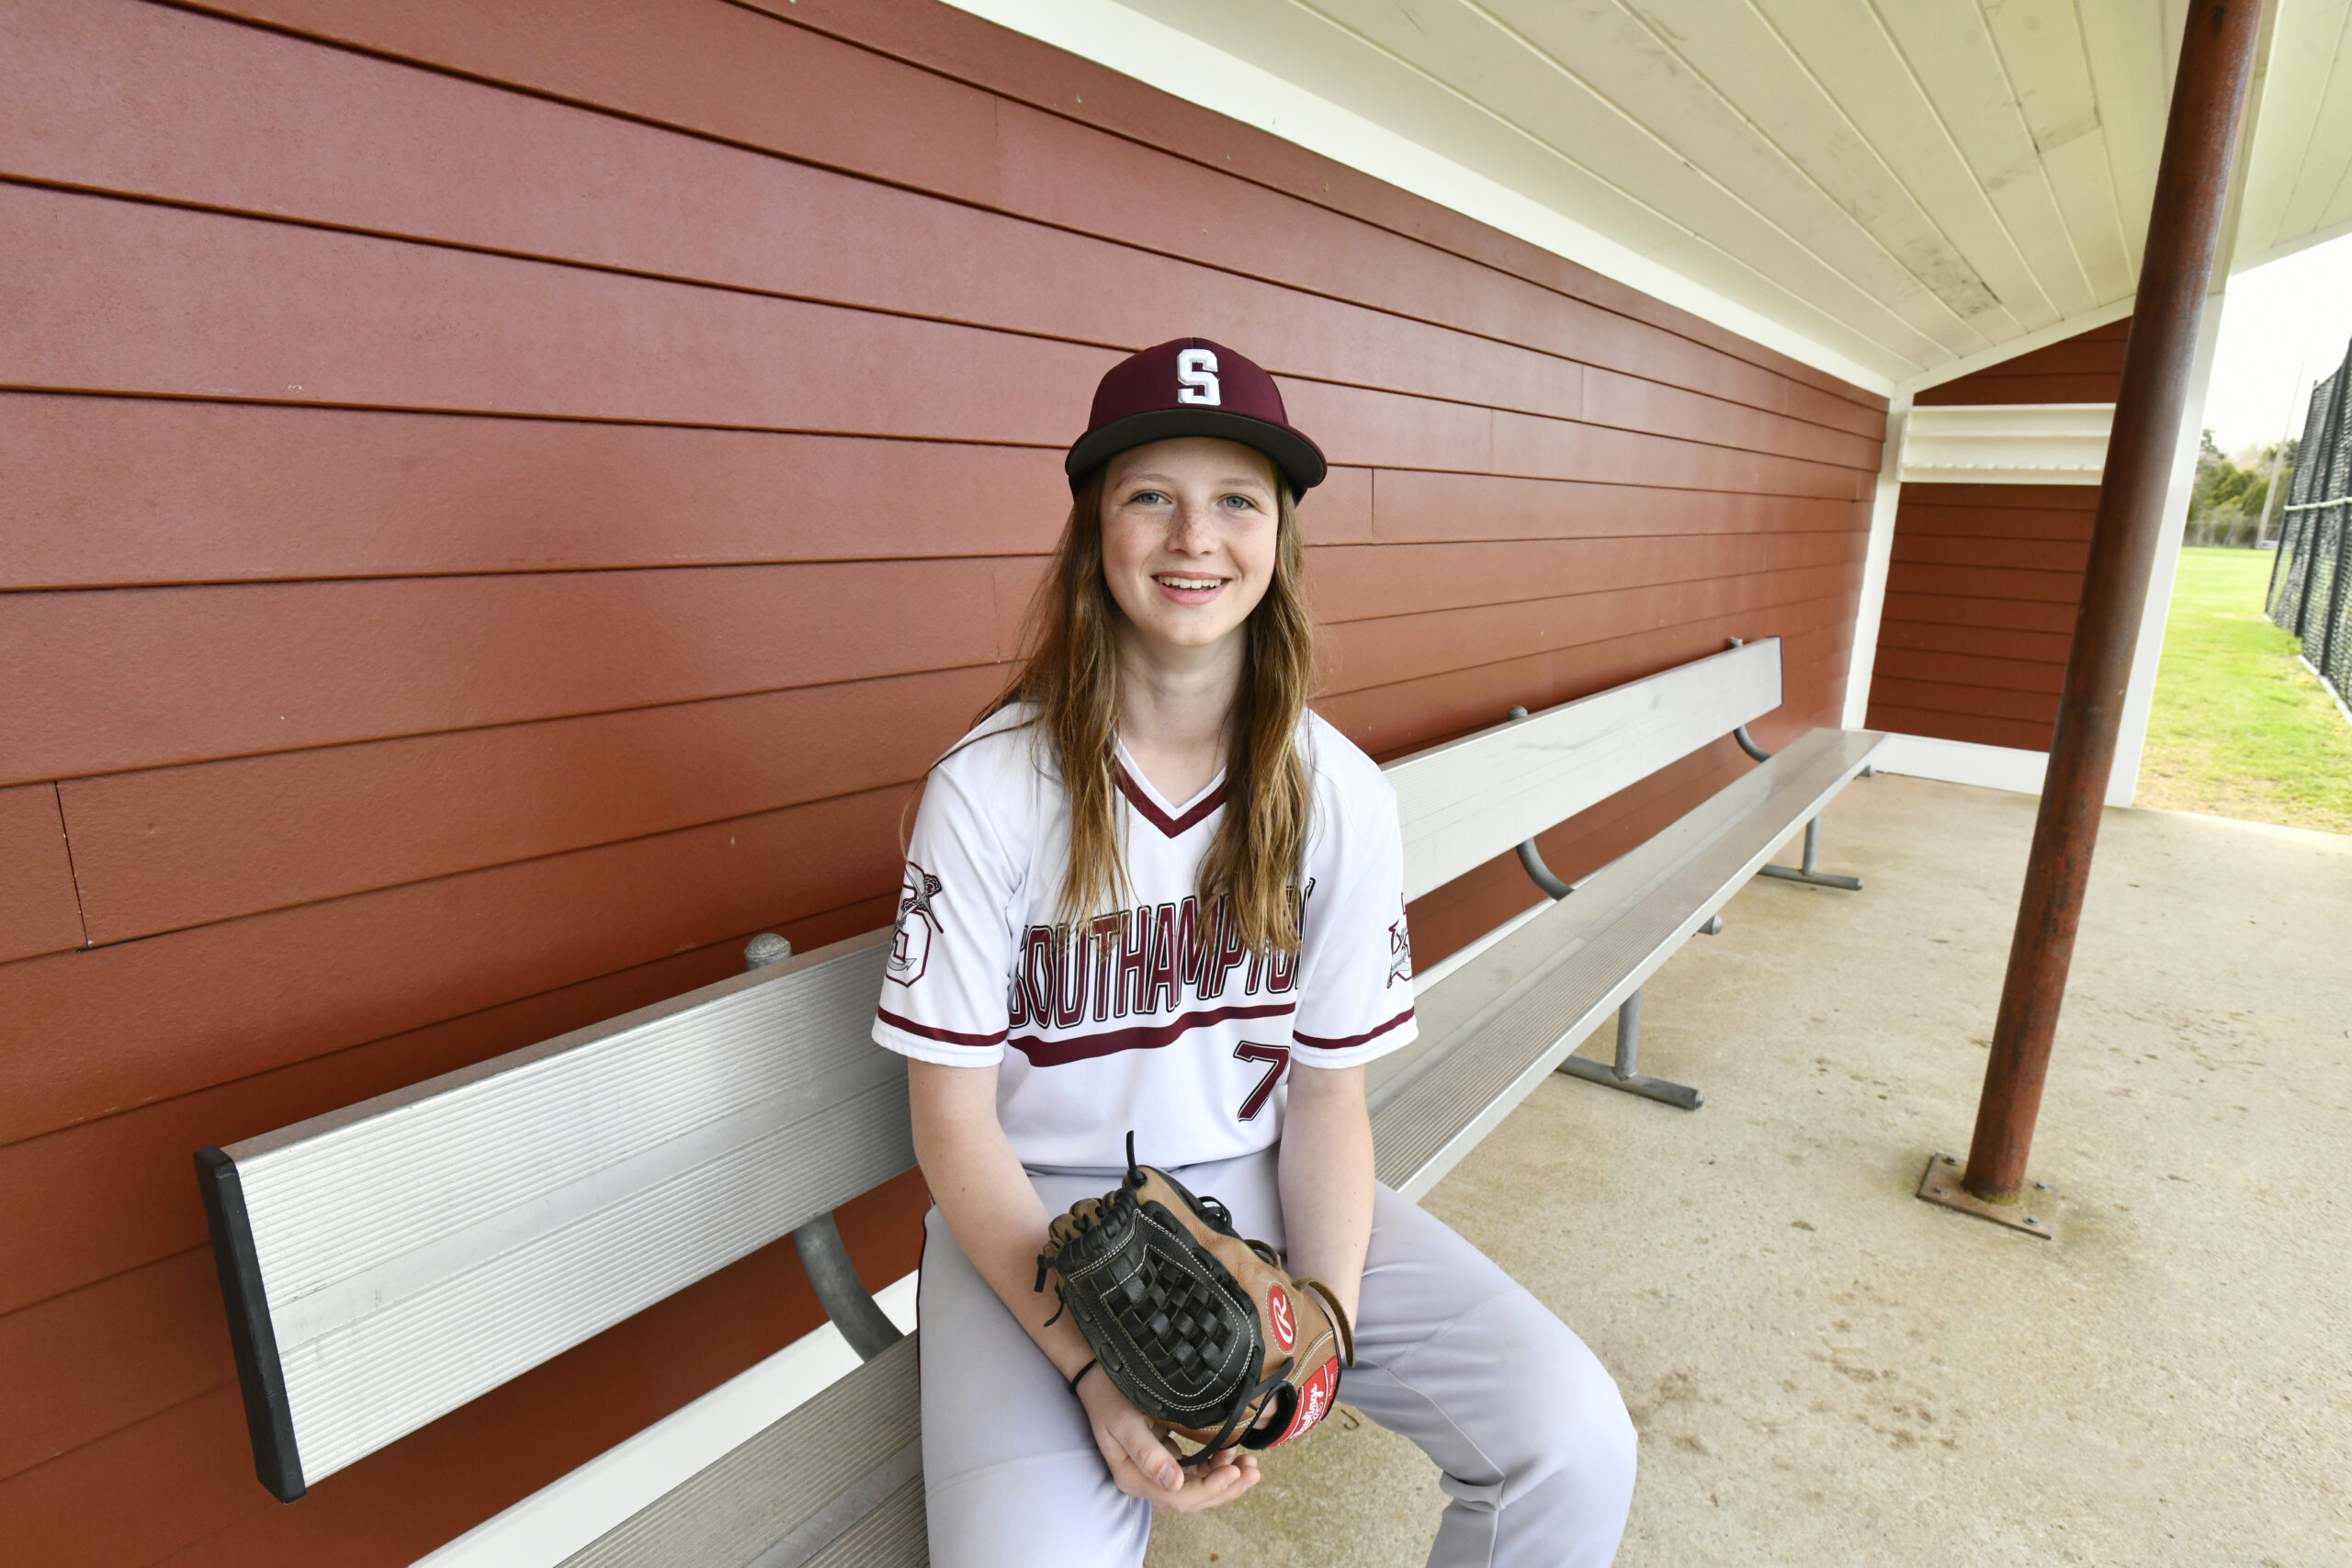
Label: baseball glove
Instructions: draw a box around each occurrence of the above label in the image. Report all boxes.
[1035,1134,1355,1463]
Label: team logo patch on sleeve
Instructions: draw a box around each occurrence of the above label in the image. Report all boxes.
[888,862,944,986]
[1387,916,1413,988]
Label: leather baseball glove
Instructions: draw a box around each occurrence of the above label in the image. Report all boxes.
[1035,1134,1355,1463]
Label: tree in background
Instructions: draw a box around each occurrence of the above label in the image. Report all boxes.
[2187,430,2296,547]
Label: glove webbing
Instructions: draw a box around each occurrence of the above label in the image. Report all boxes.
[1103,1248,1235,1393]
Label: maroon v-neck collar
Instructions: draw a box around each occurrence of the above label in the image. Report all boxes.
[1115,763,1227,838]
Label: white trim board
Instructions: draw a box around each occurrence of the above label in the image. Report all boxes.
[2109,293,2228,808]
[1897,404,2116,486]
[1870,734,2051,798]
[412,1273,919,1568]
[935,0,1893,394]
[1842,395,1910,730]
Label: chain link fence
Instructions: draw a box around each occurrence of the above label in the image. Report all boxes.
[2267,344,2352,707]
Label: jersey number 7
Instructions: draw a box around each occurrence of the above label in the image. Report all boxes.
[1233,1042,1291,1122]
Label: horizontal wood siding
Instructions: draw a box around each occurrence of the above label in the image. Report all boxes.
[1865,484,2100,749]
[1868,318,2128,749]
[0,1,1884,1562]
[1912,317,2131,406]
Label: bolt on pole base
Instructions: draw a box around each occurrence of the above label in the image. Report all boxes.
[1915,1154,2061,1240]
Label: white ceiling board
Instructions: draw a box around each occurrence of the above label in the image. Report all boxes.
[2232,1,2345,258]
[972,0,2352,394]
[1297,0,1961,362]
[1473,0,2000,355]
[1870,0,2101,318]
[2075,0,2173,282]
[1752,0,2064,331]
[1143,0,1694,261]
[1632,0,2029,342]
[1980,0,2136,300]
[2277,36,2352,243]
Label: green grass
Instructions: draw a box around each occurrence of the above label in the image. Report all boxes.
[2137,547,2352,833]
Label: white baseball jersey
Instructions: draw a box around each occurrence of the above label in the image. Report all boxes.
[872,705,1417,1170]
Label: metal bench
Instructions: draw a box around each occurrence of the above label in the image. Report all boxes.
[196,635,1877,1565]
[1371,636,1880,1165]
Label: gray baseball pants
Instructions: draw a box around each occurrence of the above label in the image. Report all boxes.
[916,1148,1637,1567]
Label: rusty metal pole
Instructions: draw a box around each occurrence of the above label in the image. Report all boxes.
[1961,0,2265,1207]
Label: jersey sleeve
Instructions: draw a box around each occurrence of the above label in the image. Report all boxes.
[871,752,1025,1068]
[1288,772,1419,1069]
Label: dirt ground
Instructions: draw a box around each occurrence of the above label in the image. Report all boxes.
[1148,774,2352,1568]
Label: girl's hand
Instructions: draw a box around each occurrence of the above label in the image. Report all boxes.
[1074,1368,1261,1513]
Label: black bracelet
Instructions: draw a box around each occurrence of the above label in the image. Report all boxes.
[1067,1358,1100,1394]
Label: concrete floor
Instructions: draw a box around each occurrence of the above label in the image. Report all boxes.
[1148,774,2352,1568]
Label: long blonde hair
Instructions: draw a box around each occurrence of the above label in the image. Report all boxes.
[985,464,1316,955]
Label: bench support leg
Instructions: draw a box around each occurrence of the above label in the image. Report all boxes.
[791,1213,907,1361]
[1757,817,1863,891]
[1556,987,1704,1111]
[743,939,908,1363]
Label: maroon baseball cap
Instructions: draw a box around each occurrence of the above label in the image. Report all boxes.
[1066,337,1328,496]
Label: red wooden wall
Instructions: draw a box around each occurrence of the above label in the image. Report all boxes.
[1868,319,2130,750]
[1911,316,2132,407]
[0,2,1885,1562]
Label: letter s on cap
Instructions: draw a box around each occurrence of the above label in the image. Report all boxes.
[1176,348,1220,406]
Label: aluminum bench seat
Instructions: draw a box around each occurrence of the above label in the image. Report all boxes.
[561,1336,924,1568]
[1368,726,1883,1199]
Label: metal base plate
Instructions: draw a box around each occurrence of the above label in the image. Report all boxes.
[1556,1055,1703,1110]
[1756,863,1864,890]
[1915,1154,2061,1239]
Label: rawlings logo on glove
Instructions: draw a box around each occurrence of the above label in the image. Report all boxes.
[1035,1134,1355,1464]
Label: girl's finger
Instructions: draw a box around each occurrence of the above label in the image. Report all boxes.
[1112,1413,1183,1492]
[1092,1423,1181,1503]
[1168,1459,1259,1513]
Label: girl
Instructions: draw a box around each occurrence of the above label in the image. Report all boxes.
[874,339,1635,1567]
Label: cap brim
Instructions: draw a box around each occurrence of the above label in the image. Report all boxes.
[1066,409,1328,496]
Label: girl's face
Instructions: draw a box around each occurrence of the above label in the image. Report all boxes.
[1098,436,1283,660]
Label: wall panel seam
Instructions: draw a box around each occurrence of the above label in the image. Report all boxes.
[0,551,1063,597]
[0,383,1071,456]
[1320,603,1860,705]
[13,661,1021,784]
[0,897,904,1152]
[50,782,93,951]
[0,398,1864,510]
[1316,570,1867,628]
[50,777,935,953]
[0,1379,239,1499]
[0,1242,213,1326]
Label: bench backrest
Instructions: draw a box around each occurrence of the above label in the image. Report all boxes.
[199,931,906,1500]
[198,637,1781,1499]
[1389,637,1780,900]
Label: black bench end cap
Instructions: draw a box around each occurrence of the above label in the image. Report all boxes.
[195,1146,306,1503]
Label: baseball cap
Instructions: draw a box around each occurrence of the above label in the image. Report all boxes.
[1065,337,1328,496]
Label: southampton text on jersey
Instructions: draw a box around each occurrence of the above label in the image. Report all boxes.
[1004,886,1313,1029]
